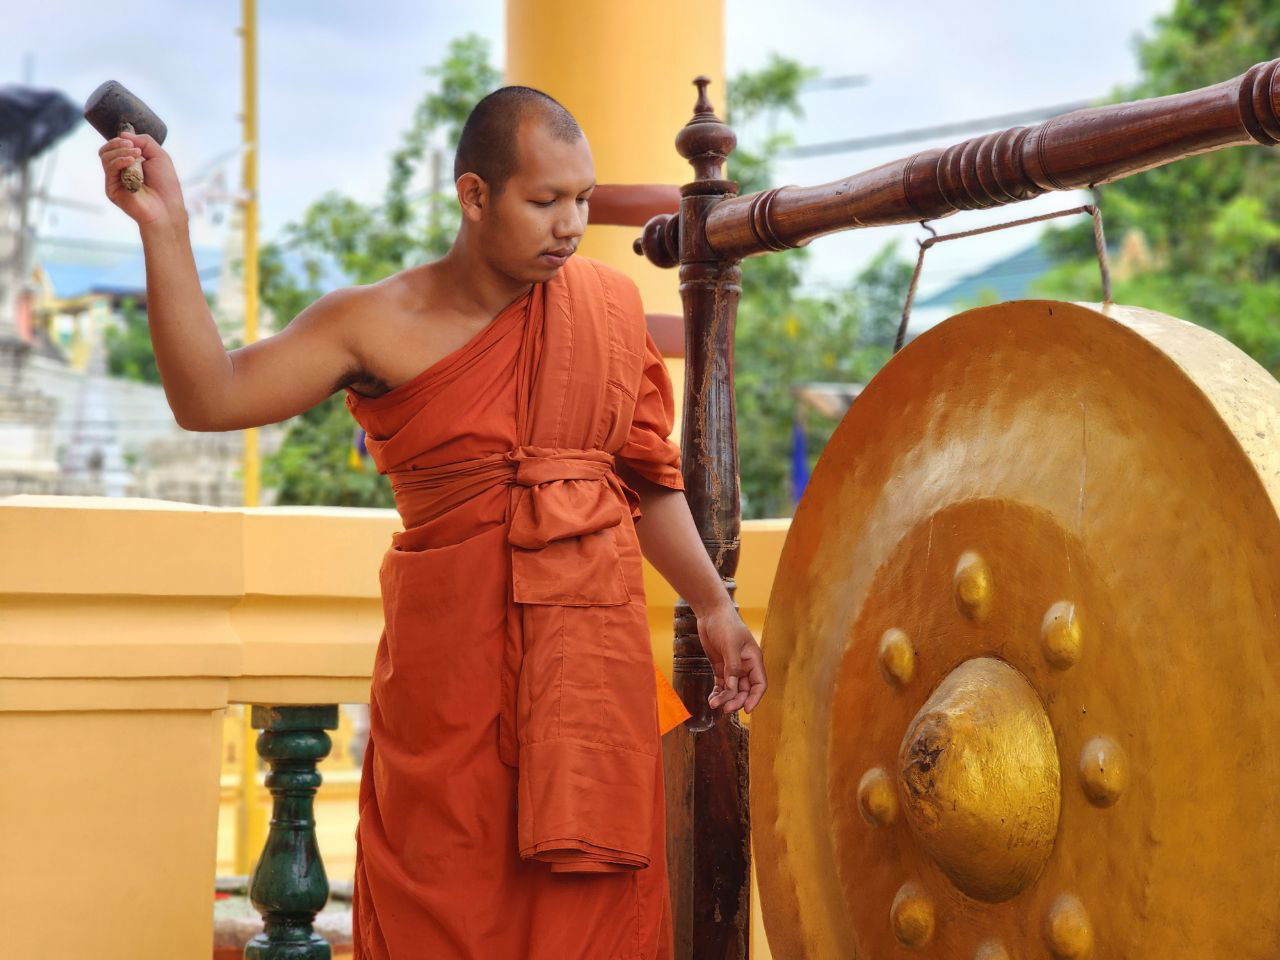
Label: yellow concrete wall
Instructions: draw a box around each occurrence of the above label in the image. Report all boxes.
[3,495,786,959]
[5,707,225,957]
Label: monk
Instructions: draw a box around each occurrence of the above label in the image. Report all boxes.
[100,84,767,959]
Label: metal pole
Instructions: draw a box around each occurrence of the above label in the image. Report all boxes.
[240,0,260,508]
[235,0,266,877]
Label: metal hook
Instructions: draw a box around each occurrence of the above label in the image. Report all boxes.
[892,204,1113,354]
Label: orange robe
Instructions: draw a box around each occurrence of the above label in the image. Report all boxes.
[344,254,692,960]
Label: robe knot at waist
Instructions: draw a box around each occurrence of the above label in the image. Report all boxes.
[384,445,633,541]
[504,444,614,486]
[502,445,628,552]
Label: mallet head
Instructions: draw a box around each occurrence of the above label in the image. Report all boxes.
[84,80,166,192]
[83,80,167,144]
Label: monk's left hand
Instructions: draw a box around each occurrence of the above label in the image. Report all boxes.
[697,600,767,715]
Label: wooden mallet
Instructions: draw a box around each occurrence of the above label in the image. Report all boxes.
[83,80,168,193]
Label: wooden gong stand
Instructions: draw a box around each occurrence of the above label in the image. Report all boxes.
[595,57,1280,959]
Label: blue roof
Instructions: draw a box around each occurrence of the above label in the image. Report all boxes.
[34,235,352,301]
[917,242,1055,309]
[35,235,223,299]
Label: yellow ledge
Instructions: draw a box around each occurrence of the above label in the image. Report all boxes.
[1,494,788,959]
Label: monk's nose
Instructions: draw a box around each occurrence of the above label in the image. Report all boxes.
[554,208,585,239]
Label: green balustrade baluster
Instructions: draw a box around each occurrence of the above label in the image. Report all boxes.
[245,705,339,960]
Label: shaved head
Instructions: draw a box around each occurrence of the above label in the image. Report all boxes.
[450,85,594,284]
[454,86,583,194]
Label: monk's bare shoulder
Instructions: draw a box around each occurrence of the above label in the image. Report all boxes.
[309,280,388,397]
[340,266,441,399]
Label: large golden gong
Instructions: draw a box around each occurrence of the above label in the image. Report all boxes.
[753,300,1280,958]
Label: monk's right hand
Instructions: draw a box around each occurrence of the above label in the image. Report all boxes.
[99,131,187,227]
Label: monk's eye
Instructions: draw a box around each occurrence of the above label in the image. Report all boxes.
[532,199,555,207]
[577,197,589,205]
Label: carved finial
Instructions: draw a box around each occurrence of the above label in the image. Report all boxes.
[634,213,680,269]
[692,75,714,118]
[676,74,736,182]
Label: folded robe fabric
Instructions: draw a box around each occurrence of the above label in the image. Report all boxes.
[345,255,691,959]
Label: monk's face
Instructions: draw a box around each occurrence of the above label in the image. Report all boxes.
[476,118,596,282]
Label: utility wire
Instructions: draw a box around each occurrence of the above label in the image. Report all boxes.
[800,74,871,91]
[781,99,1095,158]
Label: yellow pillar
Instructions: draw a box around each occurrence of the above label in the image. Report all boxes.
[505,0,724,318]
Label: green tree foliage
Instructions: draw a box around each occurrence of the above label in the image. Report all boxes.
[105,291,221,382]
[726,55,911,518]
[103,295,161,383]
[1034,0,1280,374]
[259,35,500,507]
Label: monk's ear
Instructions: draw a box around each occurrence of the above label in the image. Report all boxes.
[456,172,489,222]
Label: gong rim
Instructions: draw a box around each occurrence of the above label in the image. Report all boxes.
[752,300,1280,959]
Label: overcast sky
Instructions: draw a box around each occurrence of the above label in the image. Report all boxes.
[9,0,1173,303]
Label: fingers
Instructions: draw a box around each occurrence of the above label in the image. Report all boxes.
[722,679,749,713]
[700,611,769,716]
[713,644,766,715]
[103,152,143,194]
[709,686,733,711]
[711,660,742,706]
[723,645,742,703]
[742,656,767,714]
[99,136,140,157]
[709,655,746,713]
[100,142,142,165]
[104,151,142,172]
[708,657,734,710]
[101,140,143,189]
[701,619,727,708]
[118,130,164,158]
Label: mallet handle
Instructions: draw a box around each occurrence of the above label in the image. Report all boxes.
[702,57,1280,259]
[117,121,145,193]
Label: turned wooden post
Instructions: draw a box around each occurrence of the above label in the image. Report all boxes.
[245,705,339,960]
[638,77,751,960]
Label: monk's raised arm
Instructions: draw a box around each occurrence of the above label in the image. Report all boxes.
[101,134,364,433]
[136,217,365,433]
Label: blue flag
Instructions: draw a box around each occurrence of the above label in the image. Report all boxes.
[791,417,810,504]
